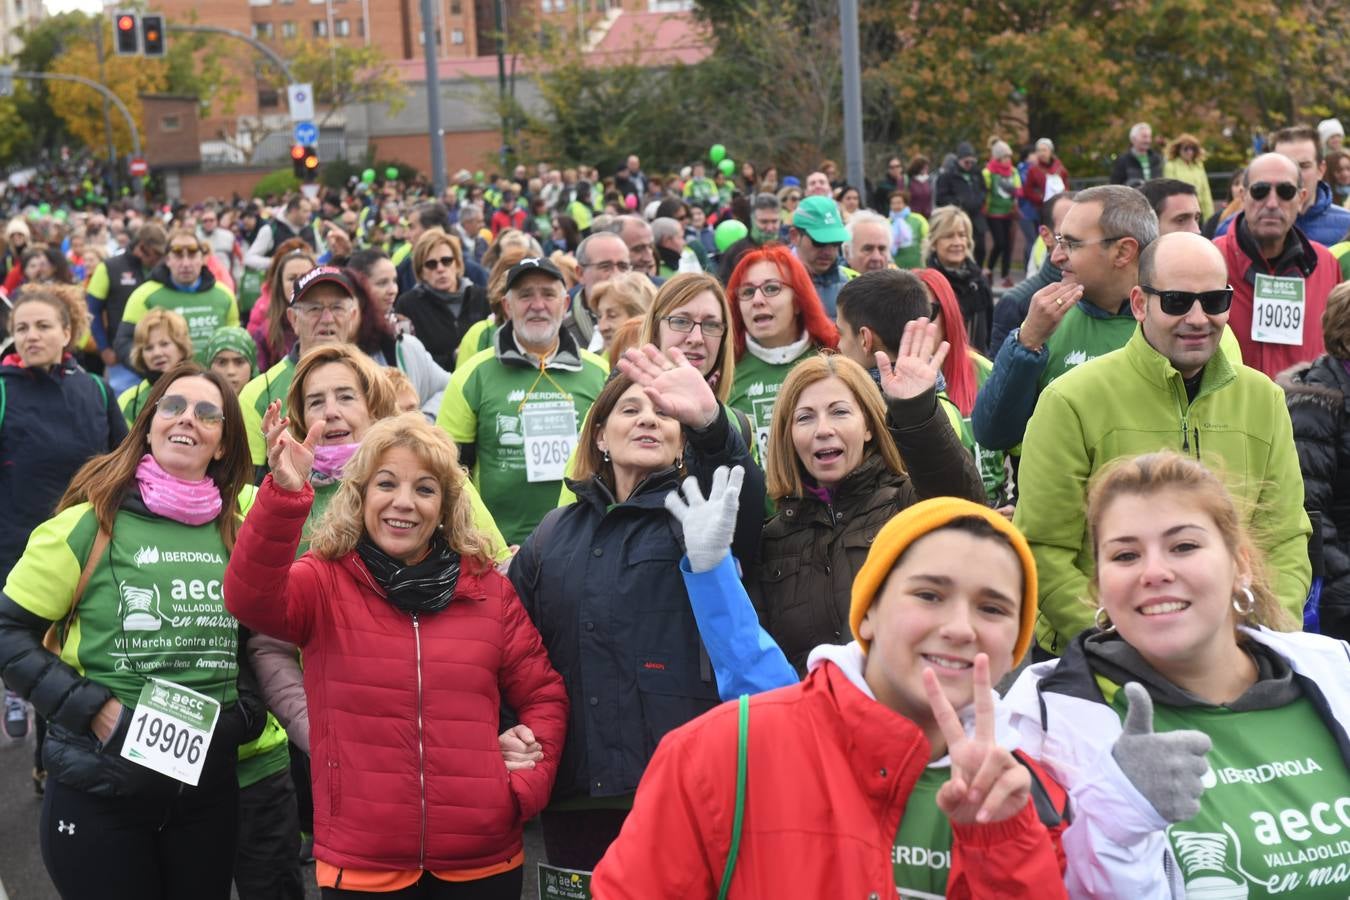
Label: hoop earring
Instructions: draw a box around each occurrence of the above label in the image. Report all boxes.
[1233,586,1256,617]
[1094,606,1116,633]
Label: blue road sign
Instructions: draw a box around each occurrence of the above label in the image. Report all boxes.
[293,121,317,145]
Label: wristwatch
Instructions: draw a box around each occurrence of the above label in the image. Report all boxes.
[1011,326,1046,355]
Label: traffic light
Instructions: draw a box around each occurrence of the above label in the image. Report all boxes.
[114,11,140,55]
[302,145,319,182]
[291,144,307,178]
[141,15,166,57]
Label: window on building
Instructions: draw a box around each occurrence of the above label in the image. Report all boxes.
[313,19,327,36]
[281,21,296,37]
[450,0,461,12]
[258,88,280,108]
[160,115,181,132]
[253,22,274,38]
[451,28,464,44]
[334,18,350,36]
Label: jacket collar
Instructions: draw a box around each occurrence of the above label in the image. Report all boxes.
[568,465,682,513]
[493,320,584,372]
[336,548,491,605]
[776,451,897,519]
[1124,325,1235,399]
[1233,213,1318,277]
[148,260,217,293]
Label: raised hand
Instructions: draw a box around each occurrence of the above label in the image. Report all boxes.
[925,654,1031,825]
[664,466,745,573]
[1111,682,1212,823]
[263,400,322,492]
[877,317,949,402]
[618,344,718,430]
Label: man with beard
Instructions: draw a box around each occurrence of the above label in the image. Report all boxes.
[437,257,608,544]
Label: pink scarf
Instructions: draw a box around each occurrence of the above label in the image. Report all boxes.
[311,441,361,485]
[135,454,223,526]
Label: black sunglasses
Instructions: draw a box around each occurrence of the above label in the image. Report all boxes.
[423,255,457,270]
[1140,284,1234,316]
[1247,181,1298,202]
[156,394,225,427]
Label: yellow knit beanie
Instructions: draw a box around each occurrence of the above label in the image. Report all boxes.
[849,497,1039,665]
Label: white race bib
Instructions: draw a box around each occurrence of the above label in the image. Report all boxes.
[521,399,578,483]
[1251,274,1305,346]
[120,677,219,786]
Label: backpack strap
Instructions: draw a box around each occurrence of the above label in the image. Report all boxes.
[717,693,750,900]
[0,375,6,432]
[43,527,112,656]
[730,406,753,452]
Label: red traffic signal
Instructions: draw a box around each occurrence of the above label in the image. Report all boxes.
[302,146,320,182]
[291,144,307,178]
[114,11,139,55]
[142,14,166,57]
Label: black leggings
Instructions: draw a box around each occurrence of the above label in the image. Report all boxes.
[321,867,523,899]
[540,807,630,871]
[987,217,1014,278]
[41,774,238,900]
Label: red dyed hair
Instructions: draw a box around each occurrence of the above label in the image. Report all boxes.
[916,268,979,416]
[726,244,838,359]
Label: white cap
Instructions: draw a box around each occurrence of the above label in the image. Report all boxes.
[1318,119,1345,147]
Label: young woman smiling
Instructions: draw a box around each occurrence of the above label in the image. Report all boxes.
[0,363,262,899]
[1005,452,1350,898]
[226,415,566,899]
[754,324,984,672]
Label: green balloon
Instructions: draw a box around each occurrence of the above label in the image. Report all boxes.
[361,168,376,183]
[475,170,485,182]
[718,158,735,177]
[713,219,748,253]
[38,203,50,215]
[55,209,68,221]
[709,144,726,164]
[385,166,399,180]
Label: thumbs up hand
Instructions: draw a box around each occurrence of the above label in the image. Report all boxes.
[1111,682,1213,823]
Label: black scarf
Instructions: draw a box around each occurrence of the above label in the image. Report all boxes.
[356,534,461,614]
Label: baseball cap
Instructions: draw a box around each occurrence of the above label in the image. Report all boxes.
[792,196,849,245]
[503,256,566,292]
[290,265,357,306]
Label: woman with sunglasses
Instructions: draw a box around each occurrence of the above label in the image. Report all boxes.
[392,228,490,372]
[724,245,839,461]
[0,362,265,899]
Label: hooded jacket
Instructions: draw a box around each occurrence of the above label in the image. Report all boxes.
[592,646,1069,899]
[393,281,491,372]
[224,476,568,871]
[935,159,987,219]
[114,261,239,366]
[1004,627,1350,899]
[1278,355,1350,639]
[1214,213,1339,379]
[1014,327,1311,653]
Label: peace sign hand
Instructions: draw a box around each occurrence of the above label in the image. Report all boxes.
[617,344,719,430]
[263,400,322,493]
[877,317,949,402]
[924,653,1031,826]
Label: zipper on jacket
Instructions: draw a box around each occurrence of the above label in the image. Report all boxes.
[1193,426,1201,459]
[412,613,428,868]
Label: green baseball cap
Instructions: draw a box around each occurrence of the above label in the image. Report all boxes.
[792,195,849,244]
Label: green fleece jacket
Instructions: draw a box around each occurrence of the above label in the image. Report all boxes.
[1014,326,1311,653]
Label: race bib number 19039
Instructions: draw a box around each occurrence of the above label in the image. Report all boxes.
[120,677,220,786]
[1251,274,1305,346]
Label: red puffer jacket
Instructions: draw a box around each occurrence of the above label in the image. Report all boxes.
[225,476,568,871]
[592,661,1067,899]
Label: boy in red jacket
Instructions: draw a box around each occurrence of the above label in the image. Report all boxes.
[592,497,1068,898]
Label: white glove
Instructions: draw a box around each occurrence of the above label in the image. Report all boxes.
[664,466,744,573]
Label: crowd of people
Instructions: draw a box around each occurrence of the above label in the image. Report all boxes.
[2,115,1350,899]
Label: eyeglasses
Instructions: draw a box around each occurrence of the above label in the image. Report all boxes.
[661,315,727,338]
[423,255,458,270]
[1247,181,1299,202]
[1140,284,1234,316]
[156,394,224,428]
[293,298,358,319]
[168,245,201,258]
[736,280,787,303]
[1052,234,1127,253]
[582,260,632,275]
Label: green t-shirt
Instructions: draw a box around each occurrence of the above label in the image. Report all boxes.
[122,279,239,365]
[893,767,953,899]
[436,347,608,545]
[5,503,239,709]
[1107,688,1350,898]
[118,379,153,427]
[1037,306,1140,389]
[727,346,816,467]
[940,351,1008,505]
[239,356,297,467]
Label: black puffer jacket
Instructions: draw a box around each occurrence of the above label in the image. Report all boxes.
[1280,355,1350,639]
[928,254,994,355]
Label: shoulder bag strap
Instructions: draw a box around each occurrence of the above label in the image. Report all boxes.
[43,528,112,655]
[716,693,750,900]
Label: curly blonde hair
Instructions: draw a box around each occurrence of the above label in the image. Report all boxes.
[308,415,494,565]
